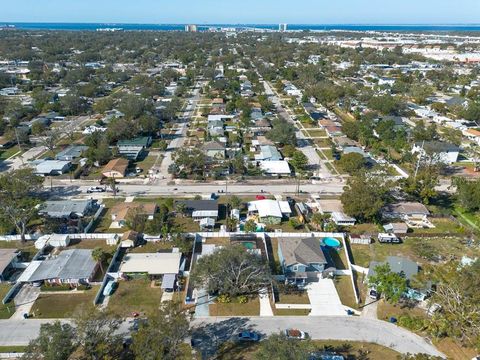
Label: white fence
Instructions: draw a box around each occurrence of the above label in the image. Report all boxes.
[84,204,105,233]
[0,235,38,242]
[191,231,345,240]
[351,264,369,275]
[341,236,360,304]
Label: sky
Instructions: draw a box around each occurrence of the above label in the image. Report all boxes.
[1,0,480,25]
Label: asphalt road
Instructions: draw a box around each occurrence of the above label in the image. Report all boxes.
[191,316,445,358]
[0,316,443,357]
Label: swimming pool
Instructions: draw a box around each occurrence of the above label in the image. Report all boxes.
[322,237,342,248]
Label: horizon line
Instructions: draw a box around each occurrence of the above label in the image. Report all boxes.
[2,21,480,26]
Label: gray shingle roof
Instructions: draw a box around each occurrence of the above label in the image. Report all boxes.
[278,237,327,267]
[28,249,97,282]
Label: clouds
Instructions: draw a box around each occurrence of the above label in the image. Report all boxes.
[1,0,479,24]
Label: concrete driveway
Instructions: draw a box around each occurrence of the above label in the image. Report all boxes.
[306,279,346,316]
[12,285,40,320]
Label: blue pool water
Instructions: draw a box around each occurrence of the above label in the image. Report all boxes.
[323,237,341,248]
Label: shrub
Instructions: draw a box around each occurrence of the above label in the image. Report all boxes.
[398,315,426,332]
[217,294,231,303]
[237,295,248,304]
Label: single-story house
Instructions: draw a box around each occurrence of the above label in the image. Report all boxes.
[248,199,291,225]
[259,160,291,176]
[55,145,88,161]
[39,199,95,219]
[277,237,331,285]
[412,141,460,164]
[33,160,71,176]
[26,249,99,286]
[117,136,152,160]
[102,158,129,178]
[383,222,409,234]
[0,249,20,282]
[255,145,282,161]
[202,141,226,159]
[120,252,181,278]
[382,202,430,221]
[331,212,356,226]
[110,202,157,228]
[175,200,219,221]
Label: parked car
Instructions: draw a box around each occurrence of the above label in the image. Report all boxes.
[237,331,260,342]
[369,288,379,300]
[86,186,105,193]
[285,329,309,340]
[103,280,118,296]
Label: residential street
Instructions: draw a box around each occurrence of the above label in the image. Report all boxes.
[0,316,445,357]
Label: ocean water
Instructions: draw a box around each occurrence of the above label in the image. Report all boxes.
[1,23,480,32]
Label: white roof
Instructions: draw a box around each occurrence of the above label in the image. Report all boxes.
[17,261,42,282]
[207,115,234,122]
[259,160,291,174]
[332,212,356,222]
[248,199,285,218]
[120,252,181,275]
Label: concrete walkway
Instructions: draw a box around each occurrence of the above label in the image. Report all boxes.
[361,299,379,319]
[306,279,346,316]
[258,289,273,317]
[194,289,212,318]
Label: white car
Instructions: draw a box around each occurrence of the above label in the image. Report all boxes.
[86,186,105,193]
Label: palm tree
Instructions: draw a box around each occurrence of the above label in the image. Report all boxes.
[91,247,107,273]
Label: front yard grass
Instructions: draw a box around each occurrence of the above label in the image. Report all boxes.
[376,299,427,322]
[108,279,162,316]
[209,297,260,316]
[31,286,99,318]
[91,197,126,232]
[334,276,358,309]
[0,285,14,319]
[276,292,310,304]
[134,154,157,173]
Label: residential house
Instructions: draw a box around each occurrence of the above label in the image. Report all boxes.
[247,199,291,224]
[43,196,87,219]
[382,202,430,221]
[175,200,219,222]
[202,141,226,159]
[117,136,152,160]
[0,249,20,282]
[102,158,129,178]
[259,160,291,176]
[277,237,331,285]
[255,145,282,161]
[110,202,157,229]
[412,141,460,164]
[33,160,71,176]
[25,249,99,286]
[119,252,181,287]
[55,145,88,161]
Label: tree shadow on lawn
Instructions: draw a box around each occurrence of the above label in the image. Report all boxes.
[192,317,265,359]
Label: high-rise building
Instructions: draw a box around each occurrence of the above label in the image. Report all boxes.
[279,23,288,32]
[185,24,198,32]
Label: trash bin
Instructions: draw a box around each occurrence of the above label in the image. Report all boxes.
[389,317,397,323]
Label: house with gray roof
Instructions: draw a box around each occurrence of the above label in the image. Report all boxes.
[255,145,282,161]
[368,256,418,282]
[39,199,95,219]
[117,136,152,160]
[55,145,88,161]
[33,160,71,176]
[0,249,20,282]
[277,237,333,285]
[26,249,99,286]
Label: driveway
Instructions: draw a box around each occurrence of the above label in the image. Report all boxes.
[361,299,379,320]
[12,285,40,320]
[306,279,346,316]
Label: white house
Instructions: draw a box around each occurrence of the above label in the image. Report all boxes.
[412,141,460,164]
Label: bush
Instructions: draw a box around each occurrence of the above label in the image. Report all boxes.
[398,315,426,332]
[237,295,248,304]
[41,284,72,292]
[217,294,231,303]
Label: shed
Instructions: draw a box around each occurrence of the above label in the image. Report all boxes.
[161,273,176,290]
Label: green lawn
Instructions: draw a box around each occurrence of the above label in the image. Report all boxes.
[334,276,358,309]
[108,279,162,316]
[91,198,125,233]
[172,216,200,232]
[377,300,427,322]
[209,297,260,316]
[67,239,115,252]
[272,308,310,316]
[306,129,327,138]
[0,345,27,353]
[0,285,14,319]
[313,138,332,148]
[276,292,310,304]
[0,146,21,160]
[30,287,99,318]
[134,154,158,173]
